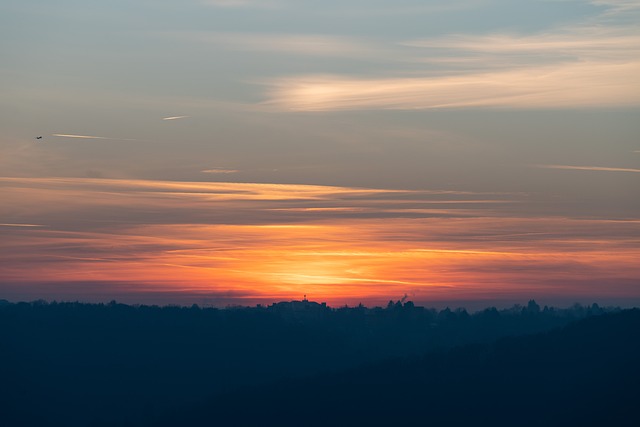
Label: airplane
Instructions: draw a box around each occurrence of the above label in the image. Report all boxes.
[35,136,43,140]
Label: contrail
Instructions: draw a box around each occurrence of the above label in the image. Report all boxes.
[0,223,44,227]
[162,115,189,121]
[536,164,640,174]
[52,134,139,141]
[53,134,109,139]
[201,168,238,174]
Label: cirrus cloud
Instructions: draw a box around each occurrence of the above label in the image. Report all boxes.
[260,1,640,111]
[264,60,640,111]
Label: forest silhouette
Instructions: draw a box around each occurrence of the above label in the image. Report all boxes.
[1,299,637,426]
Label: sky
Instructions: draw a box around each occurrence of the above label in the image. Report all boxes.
[1,0,639,308]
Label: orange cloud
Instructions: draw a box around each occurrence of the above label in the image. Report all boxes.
[1,177,638,306]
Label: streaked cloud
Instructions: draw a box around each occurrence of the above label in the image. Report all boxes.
[536,164,640,173]
[53,134,111,140]
[162,115,189,121]
[1,176,639,306]
[592,0,640,13]
[52,134,139,141]
[264,60,640,111]
[261,1,640,111]
[0,177,502,213]
[201,168,239,174]
[403,27,640,58]
[2,0,639,307]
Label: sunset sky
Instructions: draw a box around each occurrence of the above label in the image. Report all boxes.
[1,0,639,307]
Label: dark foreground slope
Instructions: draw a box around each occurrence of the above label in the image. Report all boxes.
[0,300,626,426]
[156,309,640,427]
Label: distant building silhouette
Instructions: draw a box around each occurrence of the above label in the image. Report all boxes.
[268,298,329,320]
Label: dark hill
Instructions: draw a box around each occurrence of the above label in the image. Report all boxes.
[157,309,640,427]
[0,300,629,427]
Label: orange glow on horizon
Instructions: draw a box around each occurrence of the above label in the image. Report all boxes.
[1,177,639,306]
[3,219,639,305]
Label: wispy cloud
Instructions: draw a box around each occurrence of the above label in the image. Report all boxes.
[52,134,139,141]
[403,27,640,60]
[1,177,638,305]
[536,164,640,173]
[162,115,189,121]
[261,1,640,111]
[0,177,419,210]
[53,134,110,140]
[201,168,238,174]
[591,0,640,14]
[264,61,640,111]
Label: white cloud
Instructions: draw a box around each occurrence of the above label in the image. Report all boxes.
[265,61,640,111]
[162,115,189,121]
[53,134,110,140]
[403,27,640,59]
[52,134,139,141]
[536,164,640,173]
[591,0,640,13]
[262,1,640,111]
